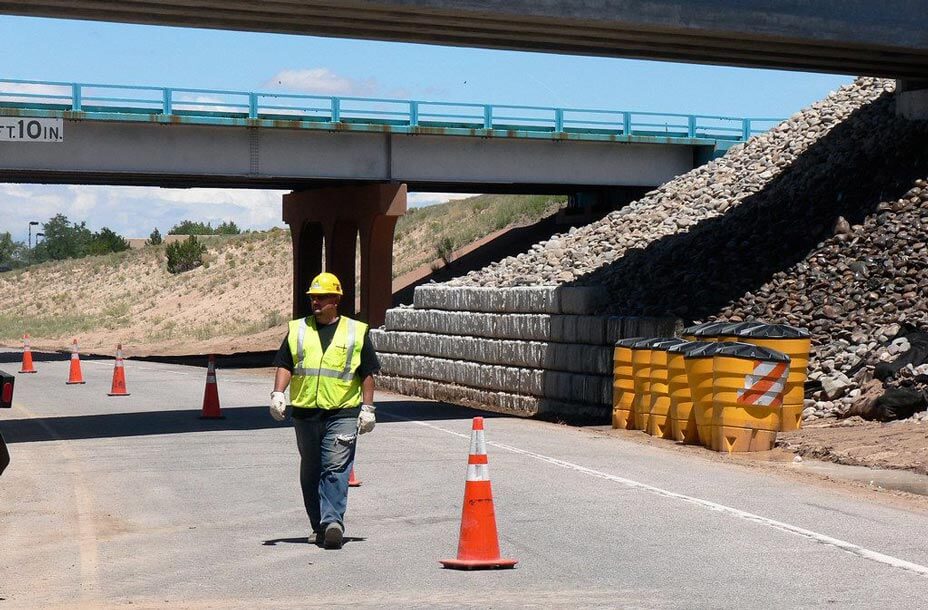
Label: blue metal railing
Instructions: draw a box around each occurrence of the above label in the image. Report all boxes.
[0,78,783,144]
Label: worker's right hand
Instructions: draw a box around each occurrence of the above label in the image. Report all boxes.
[270,391,287,421]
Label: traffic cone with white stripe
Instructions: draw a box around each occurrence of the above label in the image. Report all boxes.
[200,354,223,419]
[107,344,130,396]
[66,339,85,385]
[348,467,362,487]
[19,334,37,374]
[440,417,517,570]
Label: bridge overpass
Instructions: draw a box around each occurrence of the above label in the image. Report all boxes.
[1,78,780,325]
[1,1,926,78]
[0,79,775,190]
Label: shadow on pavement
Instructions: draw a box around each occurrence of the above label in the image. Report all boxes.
[263,537,311,546]
[1,399,507,444]
[0,350,108,364]
[261,535,366,547]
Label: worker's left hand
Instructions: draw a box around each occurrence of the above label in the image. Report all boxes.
[357,404,376,434]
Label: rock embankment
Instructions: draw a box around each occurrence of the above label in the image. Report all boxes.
[448,78,897,291]
[378,77,928,422]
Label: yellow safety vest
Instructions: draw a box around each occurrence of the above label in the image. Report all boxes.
[287,315,367,410]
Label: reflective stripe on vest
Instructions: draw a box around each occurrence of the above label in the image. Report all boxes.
[288,315,366,409]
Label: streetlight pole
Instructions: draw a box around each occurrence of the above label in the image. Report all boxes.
[35,232,44,245]
[28,221,39,249]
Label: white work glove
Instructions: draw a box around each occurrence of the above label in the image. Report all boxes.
[357,404,376,434]
[270,391,287,421]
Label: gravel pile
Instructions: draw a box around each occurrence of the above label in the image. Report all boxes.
[448,77,896,289]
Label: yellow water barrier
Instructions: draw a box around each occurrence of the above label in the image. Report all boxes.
[711,343,790,453]
[668,341,714,444]
[630,338,670,431]
[690,321,733,343]
[681,322,716,342]
[734,324,811,432]
[646,338,688,439]
[612,337,644,430]
[716,321,768,343]
[683,342,737,447]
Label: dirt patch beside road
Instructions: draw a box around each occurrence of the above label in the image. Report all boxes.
[776,417,928,475]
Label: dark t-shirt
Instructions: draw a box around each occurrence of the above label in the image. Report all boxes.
[273,316,380,420]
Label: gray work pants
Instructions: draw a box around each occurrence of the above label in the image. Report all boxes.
[292,416,357,532]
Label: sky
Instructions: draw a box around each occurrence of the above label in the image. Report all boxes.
[0,15,854,242]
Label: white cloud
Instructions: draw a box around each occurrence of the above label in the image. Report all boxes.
[170,93,244,115]
[264,68,378,97]
[0,82,71,105]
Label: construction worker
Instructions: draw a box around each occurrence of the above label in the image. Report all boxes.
[269,272,380,549]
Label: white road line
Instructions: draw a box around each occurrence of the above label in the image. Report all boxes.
[406,417,928,579]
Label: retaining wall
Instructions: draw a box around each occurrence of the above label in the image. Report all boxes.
[374,285,679,419]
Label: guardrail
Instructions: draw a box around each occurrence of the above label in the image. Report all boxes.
[0,78,783,143]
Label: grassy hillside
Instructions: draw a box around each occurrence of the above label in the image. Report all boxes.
[0,194,564,355]
[393,194,565,277]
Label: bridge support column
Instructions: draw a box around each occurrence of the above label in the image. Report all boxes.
[896,79,928,120]
[283,183,407,326]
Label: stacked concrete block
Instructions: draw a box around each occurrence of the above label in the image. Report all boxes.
[376,285,678,419]
[384,308,672,345]
[371,330,613,375]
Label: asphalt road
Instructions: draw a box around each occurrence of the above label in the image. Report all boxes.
[3,349,928,608]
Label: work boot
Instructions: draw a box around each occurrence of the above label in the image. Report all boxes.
[313,530,324,546]
[323,522,344,549]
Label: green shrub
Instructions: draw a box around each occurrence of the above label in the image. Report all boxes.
[165,236,206,274]
[147,227,163,246]
[436,236,455,264]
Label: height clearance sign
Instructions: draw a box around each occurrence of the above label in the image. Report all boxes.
[0,118,63,142]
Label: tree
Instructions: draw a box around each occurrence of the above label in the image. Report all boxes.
[87,227,129,256]
[215,220,241,235]
[147,227,163,246]
[169,220,213,235]
[0,232,26,270]
[165,235,206,273]
[40,214,93,261]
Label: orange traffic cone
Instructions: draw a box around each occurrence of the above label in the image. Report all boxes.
[440,417,517,570]
[19,334,37,374]
[66,339,85,385]
[107,344,130,396]
[200,355,223,419]
[348,467,362,487]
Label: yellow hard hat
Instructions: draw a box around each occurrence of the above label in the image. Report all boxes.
[307,272,343,296]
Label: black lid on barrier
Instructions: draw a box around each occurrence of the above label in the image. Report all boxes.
[650,338,688,352]
[682,322,713,335]
[717,321,768,337]
[691,322,732,337]
[630,337,676,349]
[712,342,791,363]
[668,340,715,354]
[682,341,747,359]
[735,323,811,339]
[615,337,645,347]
